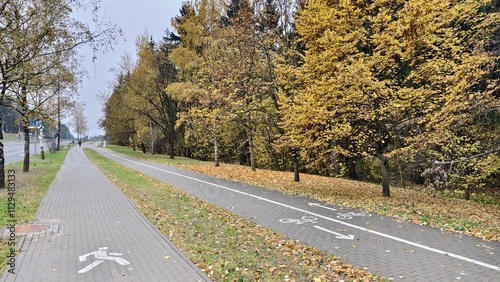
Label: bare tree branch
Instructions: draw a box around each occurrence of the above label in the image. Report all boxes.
[434,147,500,165]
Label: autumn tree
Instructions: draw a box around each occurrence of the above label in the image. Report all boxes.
[38,80,77,150]
[281,0,396,196]
[55,87,76,150]
[270,0,306,181]
[168,0,228,163]
[169,0,304,171]
[100,66,137,146]
[283,0,499,197]
[196,0,285,171]
[391,0,500,198]
[0,0,119,175]
[72,101,88,141]
[124,34,179,158]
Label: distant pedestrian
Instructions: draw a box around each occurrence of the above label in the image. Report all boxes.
[78,140,81,147]
[17,131,21,144]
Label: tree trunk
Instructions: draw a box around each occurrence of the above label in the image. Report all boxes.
[398,162,404,188]
[57,95,61,151]
[348,157,358,179]
[291,148,300,182]
[245,101,256,171]
[39,124,45,159]
[329,138,340,176]
[40,135,45,159]
[168,127,175,159]
[21,84,30,172]
[56,129,60,151]
[248,131,256,171]
[293,159,300,182]
[378,155,390,197]
[0,120,4,188]
[213,124,219,167]
[169,139,175,159]
[1,81,6,187]
[149,122,154,155]
[23,121,30,172]
[168,110,177,159]
[239,141,248,165]
[465,187,470,200]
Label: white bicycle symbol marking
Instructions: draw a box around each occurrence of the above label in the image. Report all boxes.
[279,216,318,224]
[336,212,372,220]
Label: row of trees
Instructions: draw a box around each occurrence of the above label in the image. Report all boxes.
[0,105,73,139]
[101,0,499,198]
[0,0,119,183]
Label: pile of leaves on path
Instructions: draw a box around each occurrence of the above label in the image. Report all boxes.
[88,150,383,281]
[177,163,500,242]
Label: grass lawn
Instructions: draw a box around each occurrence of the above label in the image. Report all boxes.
[107,145,500,242]
[2,133,20,142]
[0,146,71,273]
[85,148,384,281]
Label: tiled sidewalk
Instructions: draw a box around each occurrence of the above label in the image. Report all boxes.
[2,147,210,282]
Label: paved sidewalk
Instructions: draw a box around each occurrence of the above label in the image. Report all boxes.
[1,147,210,281]
[94,145,500,282]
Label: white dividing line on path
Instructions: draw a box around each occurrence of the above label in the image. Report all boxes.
[313,226,354,240]
[308,202,337,211]
[101,149,500,272]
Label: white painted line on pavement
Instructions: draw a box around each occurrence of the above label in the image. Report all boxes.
[101,149,500,272]
[309,202,337,211]
[313,226,355,240]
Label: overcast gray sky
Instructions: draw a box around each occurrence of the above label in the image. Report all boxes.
[73,0,185,136]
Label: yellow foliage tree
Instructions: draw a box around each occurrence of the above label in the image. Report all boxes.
[281,0,499,197]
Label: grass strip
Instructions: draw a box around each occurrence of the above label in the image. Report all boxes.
[2,134,20,142]
[0,145,71,273]
[85,148,384,281]
[106,145,500,242]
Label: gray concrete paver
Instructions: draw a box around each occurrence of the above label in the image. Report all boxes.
[1,147,210,282]
[94,146,500,282]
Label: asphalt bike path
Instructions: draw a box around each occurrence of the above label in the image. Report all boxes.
[93,145,500,282]
[1,147,210,281]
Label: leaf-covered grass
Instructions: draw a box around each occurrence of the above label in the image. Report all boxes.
[86,148,384,281]
[106,145,500,241]
[0,146,71,273]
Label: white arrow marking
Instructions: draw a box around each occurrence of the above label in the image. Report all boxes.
[314,226,355,240]
[308,203,337,211]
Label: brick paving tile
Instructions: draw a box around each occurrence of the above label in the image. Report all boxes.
[1,147,210,282]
